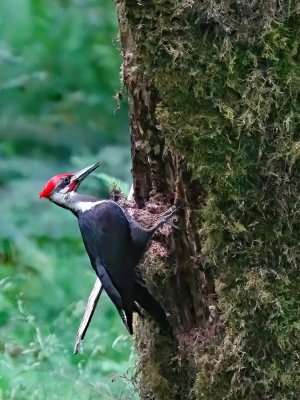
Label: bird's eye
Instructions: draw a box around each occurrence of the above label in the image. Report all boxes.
[63,176,70,185]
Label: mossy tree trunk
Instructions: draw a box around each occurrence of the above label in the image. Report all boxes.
[115,1,300,399]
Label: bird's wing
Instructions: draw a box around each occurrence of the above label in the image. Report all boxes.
[78,201,136,331]
[94,260,132,334]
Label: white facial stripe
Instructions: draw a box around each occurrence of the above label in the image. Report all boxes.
[51,191,65,204]
[60,186,69,194]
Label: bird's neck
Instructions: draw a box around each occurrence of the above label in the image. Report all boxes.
[50,192,101,214]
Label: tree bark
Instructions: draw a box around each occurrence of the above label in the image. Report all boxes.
[115,1,300,399]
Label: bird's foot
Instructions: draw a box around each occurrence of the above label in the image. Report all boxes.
[149,205,182,234]
[160,206,182,230]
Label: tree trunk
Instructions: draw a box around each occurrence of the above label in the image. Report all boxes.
[115,1,300,399]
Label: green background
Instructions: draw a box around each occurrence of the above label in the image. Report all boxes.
[0,0,136,398]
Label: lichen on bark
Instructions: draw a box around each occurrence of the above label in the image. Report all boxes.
[115,1,300,399]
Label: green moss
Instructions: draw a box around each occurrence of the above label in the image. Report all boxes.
[124,0,300,398]
[135,321,181,400]
[142,363,171,400]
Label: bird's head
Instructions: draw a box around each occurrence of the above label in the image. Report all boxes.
[39,162,100,205]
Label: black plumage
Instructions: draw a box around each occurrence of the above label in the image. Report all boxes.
[77,200,169,334]
[40,163,178,335]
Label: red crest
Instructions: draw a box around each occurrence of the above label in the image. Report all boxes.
[39,174,74,198]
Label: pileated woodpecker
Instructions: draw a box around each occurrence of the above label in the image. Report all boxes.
[39,162,179,334]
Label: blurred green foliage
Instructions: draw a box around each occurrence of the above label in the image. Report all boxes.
[0,0,136,399]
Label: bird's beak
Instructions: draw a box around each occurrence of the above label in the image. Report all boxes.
[70,162,100,187]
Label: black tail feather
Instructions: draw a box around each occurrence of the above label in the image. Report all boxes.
[124,309,133,335]
[133,302,144,318]
[134,282,170,333]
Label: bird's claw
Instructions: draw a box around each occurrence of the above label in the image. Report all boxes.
[161,206,182,229]
[149,205,182,235]
[161,205,182,219]
[165,220,180,230]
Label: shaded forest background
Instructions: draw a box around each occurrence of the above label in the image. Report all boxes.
[0,1,137,399]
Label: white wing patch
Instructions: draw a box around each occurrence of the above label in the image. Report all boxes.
[73,199,130,223]
[74,200,106,212]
